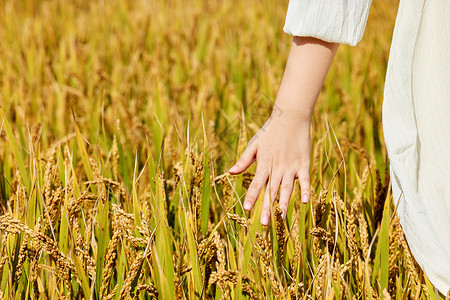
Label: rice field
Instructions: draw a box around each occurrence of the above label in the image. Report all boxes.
[0,0,447,299]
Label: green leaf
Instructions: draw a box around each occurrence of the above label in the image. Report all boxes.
[200,124,211,235]
[73,254,91,298]
[185,211,202,296]
[379,198,390,292]
[95,198,110,296]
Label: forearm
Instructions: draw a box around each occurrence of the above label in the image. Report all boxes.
[274,36,339,121]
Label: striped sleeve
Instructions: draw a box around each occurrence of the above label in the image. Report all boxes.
[283,0,372,46]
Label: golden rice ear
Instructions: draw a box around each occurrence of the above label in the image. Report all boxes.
[226,213,251,228]
[111,135,120,179]
[101,230,121,298]
[118,252,145,299]
[274,205,286,264]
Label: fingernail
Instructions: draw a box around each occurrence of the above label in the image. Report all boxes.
[244,201,251,210]
[261,214,269,226]
[228,165,238,173]
[281,210,286,219]
[301,194,308,203]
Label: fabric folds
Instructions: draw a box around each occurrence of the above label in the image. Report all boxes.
[283,0,372,46]
[383,0,450,293]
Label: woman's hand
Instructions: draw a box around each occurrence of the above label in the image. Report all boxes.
[228,36,339,225]
[228,111,312,225]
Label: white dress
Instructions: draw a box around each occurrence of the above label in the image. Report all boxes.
[284,0,450,294]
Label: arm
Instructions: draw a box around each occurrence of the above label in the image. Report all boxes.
[228,36,339,225]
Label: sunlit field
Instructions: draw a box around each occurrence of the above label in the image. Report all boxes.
[1,0,445,299]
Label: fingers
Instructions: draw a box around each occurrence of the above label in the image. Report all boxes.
[260,172,282,226]
[296,166,311,204]
[243,164,310,225]
[243,164,268,212]
[229,142,257,174]
[279,171,296,219]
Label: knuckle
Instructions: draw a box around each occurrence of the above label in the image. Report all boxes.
[281,182,292,191]
[250,181,262,190]
[301,161,311,169]
[269,184,279,194]
[298,174,310,183]
[279,196,289,206]
[259,153,267,161]
[270,193,278,201]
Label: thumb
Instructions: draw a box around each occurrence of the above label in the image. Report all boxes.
[229,142,257,174]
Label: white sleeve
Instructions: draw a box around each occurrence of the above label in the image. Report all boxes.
[283,0,372,46]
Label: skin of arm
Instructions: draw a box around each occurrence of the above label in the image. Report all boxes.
[228,36,339,225]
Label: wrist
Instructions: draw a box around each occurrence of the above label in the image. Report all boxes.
[271,98,314,124]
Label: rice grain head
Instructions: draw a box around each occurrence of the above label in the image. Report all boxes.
[274,205,286,263]
[111,135,120,179]
[118,251,145,300]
